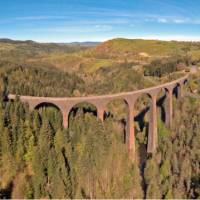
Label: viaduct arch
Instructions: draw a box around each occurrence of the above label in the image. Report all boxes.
[8,75,189,159]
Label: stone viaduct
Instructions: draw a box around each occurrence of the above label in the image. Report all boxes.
[8,75,188,157]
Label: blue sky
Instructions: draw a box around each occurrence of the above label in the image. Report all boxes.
[0,0,200,42]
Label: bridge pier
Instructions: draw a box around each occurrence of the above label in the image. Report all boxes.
[97,104,106,121]
[127,104,135,155]
[180,84,185,98]
[177,84,184,99]
[62,110,68,128]
[165,88,173,128]
[147,95,157,153]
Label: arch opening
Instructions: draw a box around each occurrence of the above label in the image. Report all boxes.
[183,78,190,94]
[134,93,152,133]
[173,83,181,98]
[34,102,61,111]
[68,101,98,126]
[184,78,188,85]
[156,88,168,123]
[34,102,63,130]
[104,98,129,144]
[134,93,152,167]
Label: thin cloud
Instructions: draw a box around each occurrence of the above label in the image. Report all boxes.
[14,16,67,20]
[0,15,70,25]
[156,17,200,24]
[0,7,200,28]
[0,12,129,25]
[148,0,188,14]
[157,18,168,23]
[29,24,113,33]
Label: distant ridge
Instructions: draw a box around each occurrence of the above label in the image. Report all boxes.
[0,38,35,44]
[61,42,101,47]
[0,38,101,47]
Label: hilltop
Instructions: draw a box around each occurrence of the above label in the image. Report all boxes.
[88,38,200,58]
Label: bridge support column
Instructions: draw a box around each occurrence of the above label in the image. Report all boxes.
[165,89,173,128]
[97,104,105,121]
[148,96,157,153]
[62,110,68,128]
[127,104,135,158]
[28,104,35,111]
[178,84,184,99]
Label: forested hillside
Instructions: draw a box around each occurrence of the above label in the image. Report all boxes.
[0,39,199,199]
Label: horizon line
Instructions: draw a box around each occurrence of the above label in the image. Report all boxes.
[1,36,200,43]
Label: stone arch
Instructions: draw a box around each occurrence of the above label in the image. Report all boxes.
[183,78,188,85]
[105,97,130,118]
[34,101,62,111]
[156,88,169,123]
[104,97,130,143]
[34,101,63,129]
[173,82,181,98]
[133,92,153,164]
[182,78,189,93]
[68,101,98,126]
[134,92,152,132]
[134,89,160,154]
[163,87,173,128]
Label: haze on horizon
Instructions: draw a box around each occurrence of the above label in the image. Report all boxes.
[1,0,200,43]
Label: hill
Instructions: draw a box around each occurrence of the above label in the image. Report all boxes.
[0,38,91,64]
[1,38,200,75]
[87,38,200,59]
[0,38,198,97]
[32,38,200,74]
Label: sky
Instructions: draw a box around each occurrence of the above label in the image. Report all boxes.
[0,0,200,42]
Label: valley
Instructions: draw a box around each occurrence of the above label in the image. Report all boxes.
[0,38,200,199]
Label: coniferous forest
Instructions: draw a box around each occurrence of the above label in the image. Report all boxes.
[0,39,200,199]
